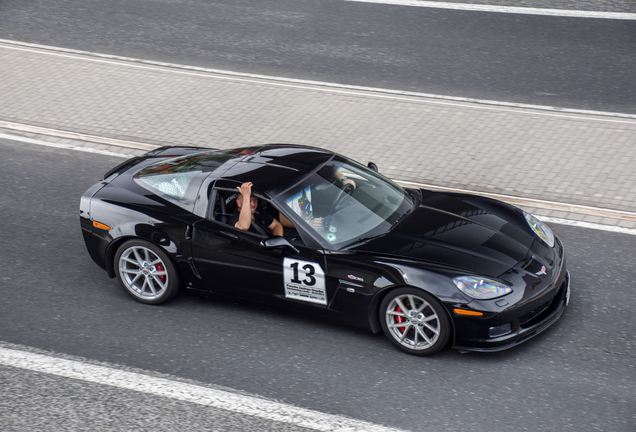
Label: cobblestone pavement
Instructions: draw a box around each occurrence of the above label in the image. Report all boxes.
[2,40,635,227]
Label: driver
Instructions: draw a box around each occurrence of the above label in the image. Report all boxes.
[230,182,284,236]
[279,166,355,230]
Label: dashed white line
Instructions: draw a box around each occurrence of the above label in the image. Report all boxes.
[0,132,131,158]
[343,0,636,20]
[0,347,406,432]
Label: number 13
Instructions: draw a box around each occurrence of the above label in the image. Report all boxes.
[289,262,316,286]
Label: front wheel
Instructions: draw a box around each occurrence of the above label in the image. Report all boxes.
[114,239,180,304]
[379,288,450,356]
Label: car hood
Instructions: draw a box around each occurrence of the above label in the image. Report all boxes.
[351,191,535,277]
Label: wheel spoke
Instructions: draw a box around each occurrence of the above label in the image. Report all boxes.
[388,321,409,330]
[416,326,432,345]
[398,324,413,342]
[387,309,407,318]
[130,273,143,286]
[146,277,159,295]
[422,321,439,335]
[142,248,149,262]
[132,248,144,265]
[414,301,428,314]
[122,256,139,266]
[121,268,141,275]
[422,314,437,323]
[407,295,418,310]
[151,273,167,289]
[138,277,148,294]
[395,298,410,315]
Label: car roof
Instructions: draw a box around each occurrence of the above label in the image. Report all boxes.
[212,144,336,197]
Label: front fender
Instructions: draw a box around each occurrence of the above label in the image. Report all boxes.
[366,261,471,335]
[369,283,458,348]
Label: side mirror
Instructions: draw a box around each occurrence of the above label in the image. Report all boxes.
[367,162,379,172]
[261,236,300,255]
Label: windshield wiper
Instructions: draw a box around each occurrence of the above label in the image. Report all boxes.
[342,232,388,250]
[391,208,412,228]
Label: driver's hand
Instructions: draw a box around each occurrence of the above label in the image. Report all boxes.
[237,182,253,197]
[343,178,356,190]
[310,217,324,230]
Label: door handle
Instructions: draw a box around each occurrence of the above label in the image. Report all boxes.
[185,225,194,240]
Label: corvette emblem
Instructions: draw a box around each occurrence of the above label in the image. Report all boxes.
[535,266,547,276]
[348,274,364,282]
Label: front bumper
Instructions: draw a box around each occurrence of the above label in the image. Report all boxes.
[452,264,570,353]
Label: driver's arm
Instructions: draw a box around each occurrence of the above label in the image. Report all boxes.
[334,168,356,190]
[279,212,295,228]
[268,218,284,237]
[234,182,253,231]
[279,212,323,231]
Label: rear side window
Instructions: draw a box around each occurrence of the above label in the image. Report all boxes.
[137,171,199,200]
[132,146,267,210]
[133,149,242,210]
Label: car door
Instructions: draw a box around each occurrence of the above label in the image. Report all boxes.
[190,188,333,312]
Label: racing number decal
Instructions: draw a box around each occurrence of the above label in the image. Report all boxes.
[283,258,326,305]
[289,261,316,286]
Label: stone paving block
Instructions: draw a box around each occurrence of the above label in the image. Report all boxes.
[582,215,603,223]
[617,220,636,228]
[1,42,636,216]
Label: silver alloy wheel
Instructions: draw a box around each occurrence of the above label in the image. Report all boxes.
[118,245,169,301]
[385,293,441,351]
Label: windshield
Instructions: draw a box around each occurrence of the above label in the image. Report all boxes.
[276,157,413,248]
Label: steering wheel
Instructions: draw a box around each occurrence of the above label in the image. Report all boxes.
[327,183,355,220]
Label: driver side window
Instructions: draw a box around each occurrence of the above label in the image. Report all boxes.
[211,189,294,240]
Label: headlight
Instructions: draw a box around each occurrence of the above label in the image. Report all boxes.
[453,276,512,300]
[524,212,555,247]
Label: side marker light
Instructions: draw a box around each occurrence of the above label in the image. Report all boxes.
[93,221,112,230]
[453,308,484,316]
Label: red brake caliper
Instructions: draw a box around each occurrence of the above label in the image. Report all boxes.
[156,263,166,283]
[395,307,405,333]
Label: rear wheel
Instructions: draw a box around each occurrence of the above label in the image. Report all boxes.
[114,239,179,304]
[379,288,450,356]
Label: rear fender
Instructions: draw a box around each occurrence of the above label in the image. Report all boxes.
[104,223,178,278]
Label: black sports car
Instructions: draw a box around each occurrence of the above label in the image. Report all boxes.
[80,144,570,355]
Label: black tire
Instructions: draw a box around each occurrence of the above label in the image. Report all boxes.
[114,239,180,304]
[379,287,450,356]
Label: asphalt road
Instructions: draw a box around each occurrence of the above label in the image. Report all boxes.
[0,0,634,114]
[1,138,635,431]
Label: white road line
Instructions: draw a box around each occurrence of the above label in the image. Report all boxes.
[1,39,635,122]
[4,131,636,235]
[344,0,636,20]
[0,132,131,158]
[0,347,406,432]
[537,216,636,236]
[397,181,636,223]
